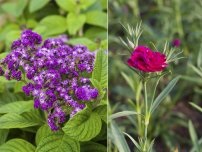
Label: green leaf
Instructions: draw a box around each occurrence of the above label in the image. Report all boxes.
[1,0,27,17]
[14,81,25,93]
[110,111,139,120]
[101,0,107,9]
[35,124,52,145]
[150,76,180,113]
[189,102,202,113]
[0,139,35,152]
[35,15,67,36]
[92,122,107,141]
[1,3,16,16]
[110,121,130,152]
[90,78,104,98]
[68,37,97,50]
[93,105,107,123]
[36,132,80,152]
[67,13,86,35]
[29,0,50,13]
[84,27,106,40]
[189,120,200,152]
[123,132,141,151]
[197,44,202,67]
[0,112,43,129]
[0,24,19,41]
[86,11,107,28]
[0,100,33,114]
[81,142,107,152]
[92,49,107,88]
[55,0,77,12]
[15,0,28,17]
[63,107,102,141]
[0,129,9,145]
[56,0,96,12]
[5,30,21,49]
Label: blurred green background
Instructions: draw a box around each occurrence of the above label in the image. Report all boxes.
[109,0,202,151]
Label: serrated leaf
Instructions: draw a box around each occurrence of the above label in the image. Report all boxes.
[81,142,107,152]
[35,15,67,36]
[0,100,33,114]
[63,108,102,141]
[29,0,50,13]
[0,111,43,129]
[150,76,180,113]
[0,139,35,152]
[36,132,80,152]
[67,13,86,35]
[92,50,107,88]
[86,11,107,28]
[94,105,107,123]
[35,124,52,145]
[189,120,200,152]
[0,129,9,145]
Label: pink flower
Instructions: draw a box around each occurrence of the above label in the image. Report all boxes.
[172,39,181,47]
[127,46,167,72]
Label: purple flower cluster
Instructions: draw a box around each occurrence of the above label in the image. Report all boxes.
[0,30,99,130]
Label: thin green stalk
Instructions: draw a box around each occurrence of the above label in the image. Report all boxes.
[143,81,149,151]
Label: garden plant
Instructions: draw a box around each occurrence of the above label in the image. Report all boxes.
[108,0,202,151]
[0,0,107,152]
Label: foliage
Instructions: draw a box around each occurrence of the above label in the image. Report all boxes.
[0,0,107,151]
[109,0,202,151]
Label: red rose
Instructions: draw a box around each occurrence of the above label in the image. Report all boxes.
[127,46,167,72]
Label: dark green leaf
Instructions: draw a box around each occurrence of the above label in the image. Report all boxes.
[63,107,102,141]
[0,139,35,152]
[0,129,9,145]
[36,132,80,152]
[94,105,107,123]
[81,142,107,152]
[35,124,52,146]
[0,100,33,114]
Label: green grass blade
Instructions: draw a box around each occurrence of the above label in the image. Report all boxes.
[189,120,200,152]
[150,76,180,114]
[110,121,131,152]
[110,111,139,120]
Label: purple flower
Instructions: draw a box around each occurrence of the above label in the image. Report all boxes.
[0,29,99,131]
[172,39,181,47]
[21,30,42,47]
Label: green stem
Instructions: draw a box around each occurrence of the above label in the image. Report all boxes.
[144,81,148,116]
[143,81,148,151]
